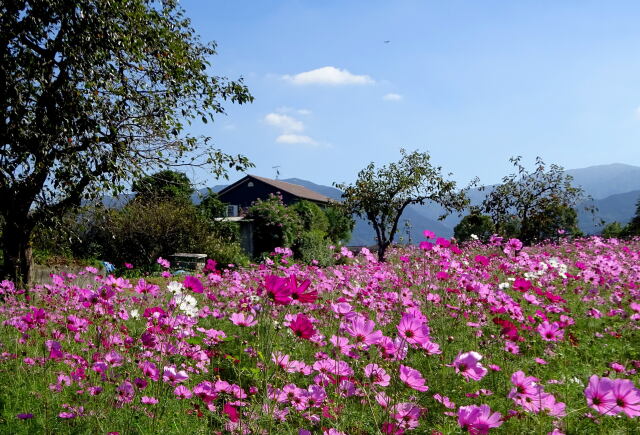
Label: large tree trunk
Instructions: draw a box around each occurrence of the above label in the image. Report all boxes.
[2,217,34,288]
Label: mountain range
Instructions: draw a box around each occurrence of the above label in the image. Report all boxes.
[102,163,640,245]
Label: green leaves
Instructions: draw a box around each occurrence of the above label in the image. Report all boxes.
[335,149,467,261]
[1,0,253,282]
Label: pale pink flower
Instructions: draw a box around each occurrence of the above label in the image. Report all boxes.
[399,364,429,392]
[230,312,257,327]
[364,363,390,387]
[458,404,502,434]
[453,351,488,382]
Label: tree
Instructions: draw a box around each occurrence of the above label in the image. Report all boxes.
[1,1,253,284]
[132,170,195,204]
[482,157,586,245]
[601,221,626,239]
[627,197,640,237]
[454,208,495,243]
[324,205,355,244]
[335,149,468,262]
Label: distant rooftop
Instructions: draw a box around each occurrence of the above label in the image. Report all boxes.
[219,174,332,203]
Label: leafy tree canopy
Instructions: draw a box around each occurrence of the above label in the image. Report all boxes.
[335,149,468,261]
[482,157,586,245]
[132,170,194,203]
[454,208,495,243]
[1,0,253,283]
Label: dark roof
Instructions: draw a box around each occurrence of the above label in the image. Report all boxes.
[218,174,332,203]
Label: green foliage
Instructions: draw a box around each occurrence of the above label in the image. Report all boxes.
[324,205,355,244]
[601,221,626,239]
[291,201,329,233]
[1,0,253,283]
[198,190,228,220]
[627,197,640,236]
[203,236,250,268]
[90,200,209,270]
[132,170,195,203]
[335,149,468,261]
[454,209,495,242]
[246,195,303,256]
[293,230,335,267]
[483,157,587,244]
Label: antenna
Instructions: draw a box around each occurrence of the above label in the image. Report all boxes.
[272,165,281,179]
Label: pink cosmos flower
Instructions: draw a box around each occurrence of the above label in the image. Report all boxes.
[230,312,257,327]
[162,366,188,384]
[263,275,292,305]
[157,257,170,268]
[289,314,315,340]
[134,279,159,296]
[453,351,488,382]
[457,404,503,434]
[364,364,390,387]
[174,385,193,399]
[183,275,204,293]
[345,315,383,346]
[610,378,640,417]
[397,314,429,347]
[391,402,422,430]
[399,365,429,392]
[288,275,317,303]
[141,396,158,405]
[584,375,618,415]
[508,371,539,402]
[423,230,436,238]
[537,321,564,342]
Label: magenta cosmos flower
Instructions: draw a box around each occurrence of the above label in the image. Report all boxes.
[399,365,429,392]
[537,321,564,342]
[453,351,488,382]
[457,404,502,434]
[183,275,204,293]
[289,313,315,340]
[263,275,293,305]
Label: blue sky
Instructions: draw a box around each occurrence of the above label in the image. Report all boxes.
[180,0,640,188]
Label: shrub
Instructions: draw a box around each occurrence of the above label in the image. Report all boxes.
[293,230,335,267]
[246,195,303,256]
[454,210,495,243]
[291,200,329,233]
[324,205,355,244]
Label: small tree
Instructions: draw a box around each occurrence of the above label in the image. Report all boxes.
[324,205,355,244]
[627,197,640,237]
[132,170,195,204]
[335,149,468,261]
[454,208,495,243]
[483,157,586,245]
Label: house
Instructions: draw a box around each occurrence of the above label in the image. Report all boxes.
[216,175,333,258]
[217,174,332,216]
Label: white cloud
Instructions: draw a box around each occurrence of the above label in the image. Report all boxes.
[283,66,374,85]
[635,106,640,120]
[276,134,318,145]
[264,113,303,132]
[383,93,403,101]
[297,109,312,115]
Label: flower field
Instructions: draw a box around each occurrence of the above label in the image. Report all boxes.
[1,234,640,434]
